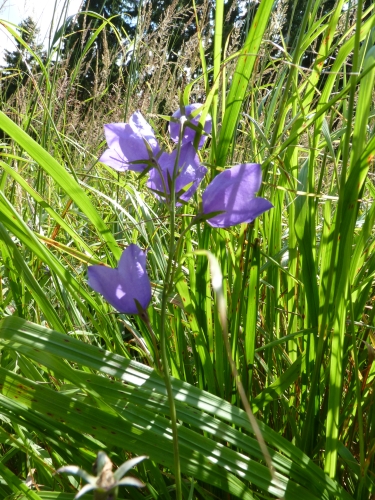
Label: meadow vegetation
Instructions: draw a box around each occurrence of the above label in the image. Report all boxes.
[0,0,374,498]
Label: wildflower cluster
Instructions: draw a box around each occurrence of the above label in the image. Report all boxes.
[99,103,210,205]
[88,103,273,314]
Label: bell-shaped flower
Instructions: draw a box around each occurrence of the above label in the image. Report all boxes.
[99,112,160,172]
[147,143,207,204]
[169,103,212,149]
[202,163,273,228]
[87,244,151,314]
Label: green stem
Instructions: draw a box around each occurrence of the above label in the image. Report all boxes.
[158,124,185,500]
[158,117,216,498]
[349,286,365,499]
[140,310,162,372]
[160,263,182,500]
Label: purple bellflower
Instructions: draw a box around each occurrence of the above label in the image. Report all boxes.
[169,103,212,149]
[99,112,160,172]
[202,163,273,228]
[146,143,207,204]
[87,244,151,314]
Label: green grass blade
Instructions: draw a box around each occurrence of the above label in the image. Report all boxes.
[0,223,65,332]
[215,0,274,168]
[0,316,354,500]
[0,111,120,259]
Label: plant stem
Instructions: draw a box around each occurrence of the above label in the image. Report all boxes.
[158,123,184,500]
[160,253,182,500]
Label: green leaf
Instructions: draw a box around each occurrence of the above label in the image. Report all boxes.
[215,0,274,167]
[0,111,120,259]
[0,317,353,500]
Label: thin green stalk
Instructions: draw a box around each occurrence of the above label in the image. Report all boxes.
[199,251,276,482]
[158,124,186,500]
[339,1,364,194]
[212,0,224,145]
[230,223,254,371]
[139,311,162,372]
[160,249,182,500]
[157,120,226,495]
[348,286,365,499]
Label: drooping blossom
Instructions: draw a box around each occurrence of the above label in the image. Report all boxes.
[99,112,160,172]
[147,143,207,204]
[169,103,212,149]
[87,244,151,314]
[202,163,273,228]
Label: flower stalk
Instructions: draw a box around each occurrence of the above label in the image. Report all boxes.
[158,121,185,500]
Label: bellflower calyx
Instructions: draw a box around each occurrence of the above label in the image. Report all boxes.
[147,143,207,204]
[202,163,273,228]
[169,103,212,149]
[88,244,151,314]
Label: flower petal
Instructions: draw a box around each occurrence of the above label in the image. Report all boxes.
[202,163,273,228]
[169,103,212,149]
[88,244,151,314]
[99,113,159,172]
[130,112,160,153]
[147,143,207,204]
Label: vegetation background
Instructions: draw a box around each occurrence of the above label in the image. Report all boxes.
[0,0,374,498]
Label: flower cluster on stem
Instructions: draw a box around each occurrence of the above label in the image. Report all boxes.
[87,103,273,500]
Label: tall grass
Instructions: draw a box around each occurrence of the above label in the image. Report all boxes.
[0,0,375,498]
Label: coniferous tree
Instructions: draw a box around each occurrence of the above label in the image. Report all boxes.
[1,17,44,101]
[62,0,243,101]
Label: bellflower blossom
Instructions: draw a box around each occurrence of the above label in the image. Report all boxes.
[99,112,160,172]
[169,103,212,149]
[99,105,210,203]
[202,163,273,228]
[147,143,207,204]
[87,244,151,314]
